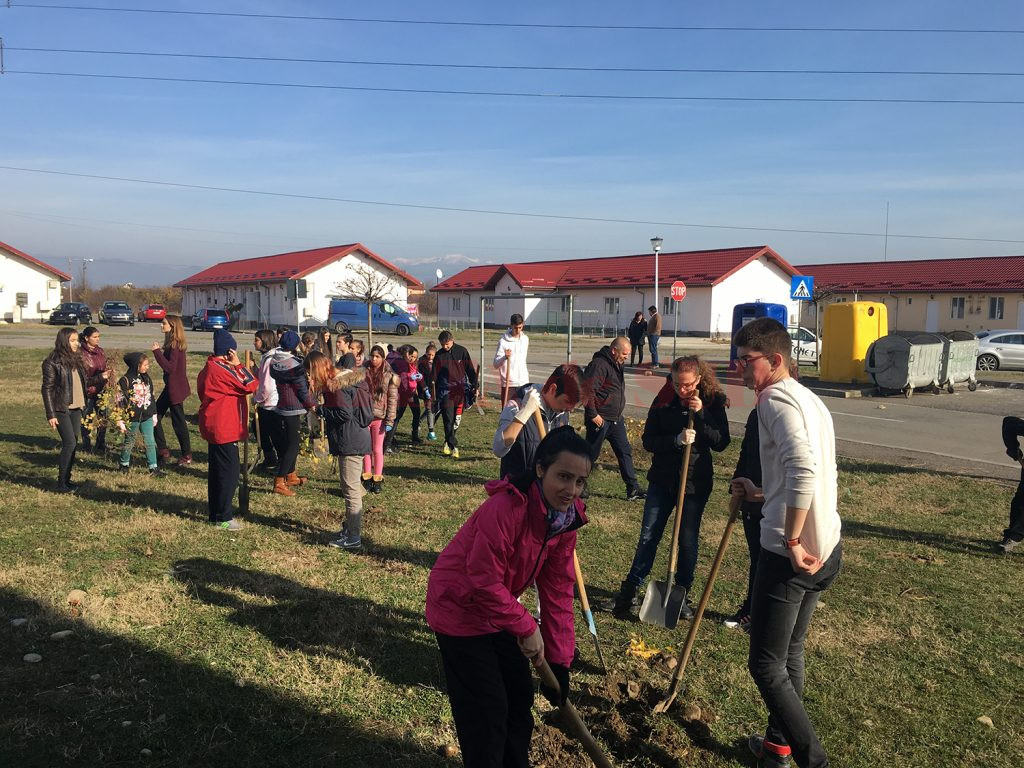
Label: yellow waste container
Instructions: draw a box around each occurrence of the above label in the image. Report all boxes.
[820,302,888,384]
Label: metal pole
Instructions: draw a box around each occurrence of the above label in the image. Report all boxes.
[67,257,73,302]
[567,294,573,364]
[673,299,678,359]
[654,251,659,320]
[479,296,486,400]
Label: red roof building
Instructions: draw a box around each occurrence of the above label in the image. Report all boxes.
[1,240,70,323]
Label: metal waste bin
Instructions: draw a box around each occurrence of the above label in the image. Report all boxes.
[938,331,979,393]
[865,332,944,397]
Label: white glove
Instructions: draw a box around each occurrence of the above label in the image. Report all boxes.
[513,388,542,425]
[674,428,696,447]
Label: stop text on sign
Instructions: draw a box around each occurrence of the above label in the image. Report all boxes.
[670,281,687,301]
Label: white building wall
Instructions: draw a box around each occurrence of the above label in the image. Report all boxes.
[711,257,795,338]
[0,250,64,322]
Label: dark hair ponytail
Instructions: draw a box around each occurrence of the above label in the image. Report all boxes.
[534,425,592,474]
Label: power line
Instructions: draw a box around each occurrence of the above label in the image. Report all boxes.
[8,70,1024,105]
[8,46,1024,78]
[10,3,1024,34]
[2,164,1022,246]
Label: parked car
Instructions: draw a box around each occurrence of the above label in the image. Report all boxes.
[327,299,419,336]
[48,302,92,326]
[98,301,135,326]
[975,330,1024,371]
[191,308,230,331]
[788,325,821,363]
[137,304,167,322]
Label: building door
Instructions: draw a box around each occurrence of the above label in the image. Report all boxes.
[1017,301,1024,329]
[925,300,939,332]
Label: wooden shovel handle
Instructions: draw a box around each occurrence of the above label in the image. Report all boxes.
[503,355,512,405]
[665,411,696,580]
[536,659,616,768]
[573,550,591,615]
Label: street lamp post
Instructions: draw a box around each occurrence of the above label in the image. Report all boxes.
[650,236,663,317]
[67,257,95,302]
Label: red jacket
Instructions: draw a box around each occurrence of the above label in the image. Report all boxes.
[197,356,257,445]
[425,478,586,667]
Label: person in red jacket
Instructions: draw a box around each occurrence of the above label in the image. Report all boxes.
[197,330,257,531]
[425,426,592,768]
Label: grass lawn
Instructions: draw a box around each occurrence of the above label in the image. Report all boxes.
[1,344,1022,767]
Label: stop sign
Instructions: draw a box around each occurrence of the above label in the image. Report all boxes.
[670,280,687,301]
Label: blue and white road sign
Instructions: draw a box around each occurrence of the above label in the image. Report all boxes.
[791,275,814,301]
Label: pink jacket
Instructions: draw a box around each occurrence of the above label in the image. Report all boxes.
[425,478,586,667]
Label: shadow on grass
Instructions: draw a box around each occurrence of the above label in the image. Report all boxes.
[838,456,1018,485]
[173,558,441,688]
[840,519,999,557]
[0,430,63,451]
[0,587,458,768]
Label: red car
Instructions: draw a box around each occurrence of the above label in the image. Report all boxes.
[137,304,168,322]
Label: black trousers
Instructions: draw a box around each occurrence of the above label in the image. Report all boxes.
[439,395,462,449]
[153,390,192,456]
[585,417,639,490]
[1004,465,1024,541]
[629,340,644,366]
[55,408,82,487]
[436,631,534,768]
[207,441,239,523]
[256,407,279,465]
[273,413,301,477]
[739,504,765,614]
[386,402,422,450]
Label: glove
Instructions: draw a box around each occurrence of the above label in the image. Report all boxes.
[539,663,570,707]
[384,424,393,433]
[151,415,158,425]
[423,387,432,400]
[513,388,542,425]
[410,371,423,382]
[674,428,696,447]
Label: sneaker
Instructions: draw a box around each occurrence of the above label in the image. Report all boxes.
[411,436,423,445]
[443,443,451,456]
[213,519,243,531]
[176,454,193,467]
[118,464,130,474]
[999,537,1020,554]
[723,608,751,630]
[451,448,460,459]
[157,447,171,465]
[149,467,167,478]
[427,431,437,441]
[328,535,362,551]
[748,734,792,767]
[626,486,646,501]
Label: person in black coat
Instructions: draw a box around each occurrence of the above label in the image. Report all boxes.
[1000,416,1024,553]
[41,327,89,493]
[726,408,764,629]
[432,330,478,457]
[612,355,730,619]
[627,311,648,366]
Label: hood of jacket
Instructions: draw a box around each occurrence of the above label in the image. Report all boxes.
[270,348,300,372]
[592,345,619,369]
[334,366,366,389]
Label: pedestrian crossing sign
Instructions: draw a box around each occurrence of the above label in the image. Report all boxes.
[790,276,814,301]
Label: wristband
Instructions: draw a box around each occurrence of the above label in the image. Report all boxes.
[784,536,801,549]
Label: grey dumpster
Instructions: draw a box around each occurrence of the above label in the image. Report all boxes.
[865,332,944,397]
[938,330,979,393]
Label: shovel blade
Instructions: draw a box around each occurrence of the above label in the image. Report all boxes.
[639,580,687,629]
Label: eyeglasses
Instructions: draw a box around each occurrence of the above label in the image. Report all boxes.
[736,354,769,369]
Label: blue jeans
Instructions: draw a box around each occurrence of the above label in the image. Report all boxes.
[647,334,660,366]
[585,417,639,491]
[625,480,710,591]
[120,418,157,468]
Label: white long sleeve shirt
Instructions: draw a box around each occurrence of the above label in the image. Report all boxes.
[756,377,841,561]
[493,331,530,389]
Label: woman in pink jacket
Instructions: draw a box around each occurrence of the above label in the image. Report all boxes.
[425,426,591,768]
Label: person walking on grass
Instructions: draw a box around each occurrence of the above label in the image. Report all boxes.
[733,317,841,768]
[252,329,280,472]
[306,351,374,551]
[583,336,645,501]
[419,341,438,441]
[269,330,317,496]
[493,313,529,406]
[998,415,1024,553]
[42,327,88,493]
[492,364,584,482]
[646,305,662,368]
[78,325,109,453]
[433,330,478,459]
[628,311,647,367]
[386,344,425,452]
[198,330,257,531]
[151,315,193,467]
[426,427,592,768]
[114,352,165,478]
[611,356,730,620]
[362,344,398,494]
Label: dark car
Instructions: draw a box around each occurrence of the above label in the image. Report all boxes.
[48,302,92,326]
[98,301,135,326]
[137,304,167,322]
[191,308,230,331]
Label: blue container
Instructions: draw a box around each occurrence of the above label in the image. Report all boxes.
[730,302,788,362]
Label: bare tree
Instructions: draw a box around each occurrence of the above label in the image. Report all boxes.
[332,264,399,348]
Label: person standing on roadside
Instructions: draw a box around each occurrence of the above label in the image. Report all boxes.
[627,311,648,367]
[583,336,645,501]
[646,305,662,368]
[733,317,841,768]
[152,315,193,466]
[197,330,258,531]
[78,326,109,453]
[493,313,529,406]
[433,330,478,459]
[253,329,280,472]
[42,327,88,493]
[998,415,1024,553]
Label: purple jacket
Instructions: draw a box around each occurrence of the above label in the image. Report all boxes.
[153,346,191,405]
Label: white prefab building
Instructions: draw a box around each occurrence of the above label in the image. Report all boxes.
[175,243,423,330]
[433,246,802,337]
[0,240,70,323]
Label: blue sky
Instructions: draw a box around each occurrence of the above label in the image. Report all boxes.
[1,0,1023,286]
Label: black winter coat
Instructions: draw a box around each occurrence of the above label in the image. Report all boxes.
[433,344,477,400]
[628,318,648,345]
[642,385,730,498]
[41,357,87,420]
[732,409,764,518]
[322,368,374,456]
[584,346,625,422]
[117,372,157,423]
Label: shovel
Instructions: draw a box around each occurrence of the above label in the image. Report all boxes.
[239,351,254,516]
[638,411,695,630]
[654,492,742,714]
[536,659,616,768]
[503,354,512,406]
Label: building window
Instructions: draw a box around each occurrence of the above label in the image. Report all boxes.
[560,297,570,312]
[663,296,673,316]
[989,296,1004,320]
[451,297,461,312]
[907,297,912,305]
[604,297,619,315]
[951,297,965,319]
[483,298,494,312]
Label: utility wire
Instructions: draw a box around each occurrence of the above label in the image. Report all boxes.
[2,164,1022,246]
[8,46,1024,78]
[7,70,1024,105]
[9,3,1024,34]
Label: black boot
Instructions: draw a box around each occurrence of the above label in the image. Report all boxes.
[677,589,694,620]
[612,580,637,619]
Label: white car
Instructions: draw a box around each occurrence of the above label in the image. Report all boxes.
[789,326,821,362]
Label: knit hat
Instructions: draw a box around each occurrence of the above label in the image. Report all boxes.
[122,351,146,373]
[213,329,238,357]
[279,330,300,352]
